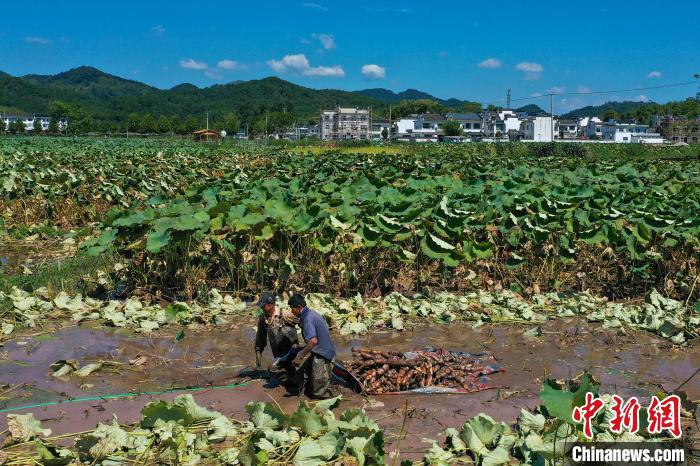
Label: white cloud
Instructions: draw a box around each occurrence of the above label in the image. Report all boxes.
[478,58,502,69]
[646,70,662,78]
[151,25,165,35]
[516,62,543,80]
[313,33,335,50]
[305,65,345,77]
[633,94,650,102]
[217,59,246,70]
[205,69,223,80]
[577,85,591,94]
[268,54,310,73]
[179,59,207,70]
[302,2,327,11]
[530,92,543,98]
[267,53,344,77]
[25,36,50,45]
[361,64,386,80]
[547,86,565,94]
[516,62,543,73]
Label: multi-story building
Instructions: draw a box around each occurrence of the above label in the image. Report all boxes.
[654,115,700,144]
[557,119,578,139]
[482,110,523,138]
[601,120,655,143]
[585,118,604,139]
[320,107,370,140]
[370,118,390,140]
[520,116,556,142]
[415,113,447,132]
[444,113,482,136]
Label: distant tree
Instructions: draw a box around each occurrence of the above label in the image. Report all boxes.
[602,110,619,122]
[250,117,268,138]
[47,118,59,134]
[50,101,71,120]
[381,127,388,139]
[269,111,295,132]
[126,113,141,133]
[169,115,184,134]
[157,115,171,134]
[183,116,199,134]
[0,118,6,133]
[9,120,26,134]
[442,120,463,136]
[33,118,43,135]
[461,102,483,113]
[392,99,445,119]
[95,120,112,134]
[65,106,92,135]
[140,113,157,133]
[222,113,240,134]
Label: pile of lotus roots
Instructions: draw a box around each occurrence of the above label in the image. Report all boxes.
[346,347,498,394]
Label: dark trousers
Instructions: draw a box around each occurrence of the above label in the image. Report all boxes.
[271,360,296,386]
[296,353,333,398]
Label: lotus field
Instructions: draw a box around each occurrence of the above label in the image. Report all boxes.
[1,138,699,465]
[1,139,698,298]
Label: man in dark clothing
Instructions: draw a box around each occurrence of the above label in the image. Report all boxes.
[254,292,299,386]
[288,293,336,399]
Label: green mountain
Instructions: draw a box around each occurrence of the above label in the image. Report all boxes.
[23,66,156,100]
[0,68,381,123]
[560,101,658,119]
[358,87,478,109]
[515,104,547,115]
[2,66,697,128]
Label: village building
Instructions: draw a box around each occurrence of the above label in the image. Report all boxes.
[320,107,370,140]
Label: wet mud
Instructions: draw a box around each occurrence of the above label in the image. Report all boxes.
[0,318,698,461]
[0,238,76,274]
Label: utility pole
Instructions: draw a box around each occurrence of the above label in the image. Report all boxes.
[695,74,700,100]
[389,104,392,142]
[549,94,554,142]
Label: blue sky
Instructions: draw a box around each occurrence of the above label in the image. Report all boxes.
[2,0,699,112]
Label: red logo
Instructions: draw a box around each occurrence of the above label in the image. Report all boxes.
[648,394,682,438]
[609,395,641,434]
[572,393,682,439]
[572,392,605,439]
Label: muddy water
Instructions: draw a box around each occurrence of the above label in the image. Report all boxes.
[0,318,698,461]
[0,238,75,274]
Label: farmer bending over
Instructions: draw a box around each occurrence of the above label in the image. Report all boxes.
[254,292,299,388]
[288,293,336,399]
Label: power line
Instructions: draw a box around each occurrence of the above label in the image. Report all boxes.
[483,80,699,107]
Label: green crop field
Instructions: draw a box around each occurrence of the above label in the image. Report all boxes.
[1,138,699,302]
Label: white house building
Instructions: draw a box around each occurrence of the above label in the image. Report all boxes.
[520,116,556,142]
[395,117,418,135]
[601,121,651,143]
[370,119,390,140]
[557,119,578,139]
[444,113,482,136]
[320,107,370,140]
[2,114,63,132]
[585,119,604,139]
[415,114,447,133]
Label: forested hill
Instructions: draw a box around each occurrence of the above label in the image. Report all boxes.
[2,66,697,130]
